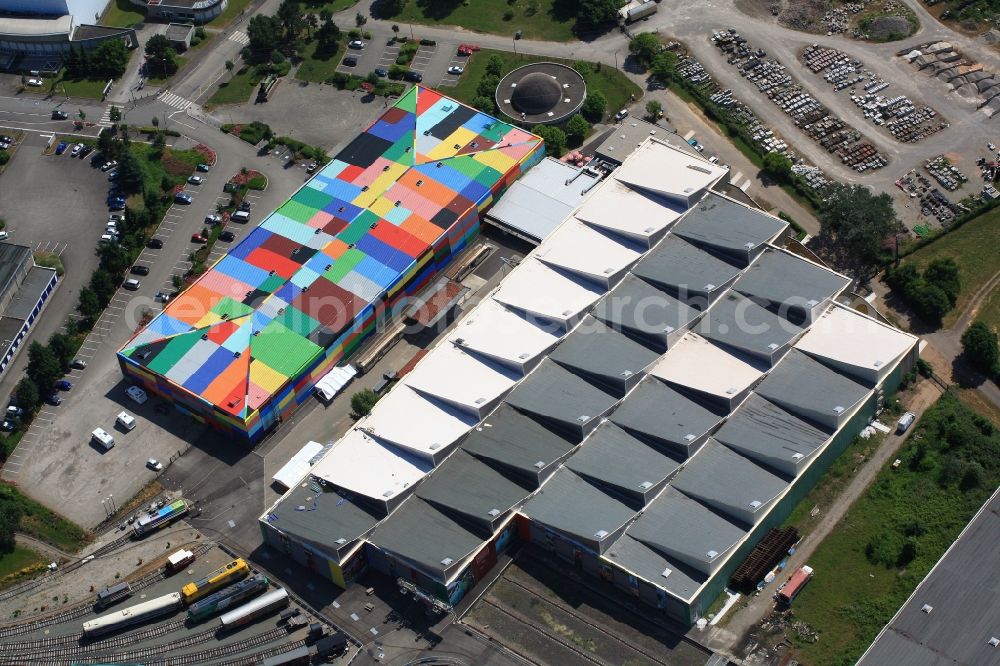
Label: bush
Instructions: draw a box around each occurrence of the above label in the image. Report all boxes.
[351,389,380,418]
[564,114,590,146]
[886,259,961,325]
[581,91,607,122]
[961,321,999,377]
[237,121,273,145]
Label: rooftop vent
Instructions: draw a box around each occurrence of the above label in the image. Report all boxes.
[767,343,779,350]
[518,353,530,360]
[201,333,208,340]
[534,461,546,469]
[704,283,716,291]
[833,405,845,414]
[429,443,441,450]
[873,360,884,367]
[638,481,653,490]
[989,637,999,647]
[620,370,634,378]
[806,299,818,307]
[744,242,756,249]
[683,187,694,194]
[382,491,394,498]
[562,309,573,316]
[687,165,712,174]
[661,568,672,578]
[474,397,486,404]
[487,508,500,517]
[725,387,738,395]
[644,226,655,233]
[594,530,609,540]
[684,434,696,442]
[706,550,718,559]
[603,267,615,274]
[440,557,454,566]
[382,165,390,172]
[664,325,675,334]
[416,179,424,186]
[749,500,762,510]
[791,453,804,461]
[921,604,933,614]
[577,415,590,423]
[334,538,347,545]
[361,185,369,191]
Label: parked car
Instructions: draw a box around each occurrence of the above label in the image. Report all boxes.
[51,109,68,120]
[108,200,125,211]
[70,358,87,370]
[100,160,118,172]
[55,142,68,155]
[154,291,170,303]
[147,238,164,249]
[205,213,222,225]
[403,71,423,83]
[107,170,119,181]
[130,264,150,276]
[219,230,236,242]
[614,109,629,121]
[306,162,318,174]
[70,143,83,157]
[175,192,192,204]
[348,39,365,49]
[190,233,207,244]
[55,380,72,391]
[45,393,61,406]
[447,66,464,75]
[146,458,163,472]
[196,163,211,172]
[238,201,252,212]
[343,56,358,67]
[26,77,43,87]
[126,386,148,404]
[123,278,141,290]
[1,420,14,432]
[0,231,8,241]
[374,68,387,78]
[187,175,203,185]
[80,145,94,158]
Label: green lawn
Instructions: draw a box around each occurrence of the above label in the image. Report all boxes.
[295,36,348,83]
[208,0,254,27]
[785,391,1000,665]
[0,547,43,586]
[207,66,263,106]
[0,484,89,552]
[392,0,576,41]
[904,206,1000,327]
[310,0,360,12]
[130,144,203,209]
[99,0,145,27]
[442,49,641,122]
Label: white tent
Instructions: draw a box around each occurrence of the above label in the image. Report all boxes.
[272,441,325,490]
[313,364,357,403]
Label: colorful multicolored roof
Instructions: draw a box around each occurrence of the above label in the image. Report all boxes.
[118,87,543,421]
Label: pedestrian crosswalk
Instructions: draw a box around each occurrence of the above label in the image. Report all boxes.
[229,30,250,46]
[158,91,194,111]
[98,106,114,127]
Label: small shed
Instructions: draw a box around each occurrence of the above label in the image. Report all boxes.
[164,23,194,52]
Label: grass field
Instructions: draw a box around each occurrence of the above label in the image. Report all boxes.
[0,484,89,553]
[904,207,1000,327]
[785,391,1000,665]
[207,67,263,106]
[45,73,110,100]
[392,0,576,41]
[312,0,360,12]
[295,36,348,83]
[0,547,43,587]
[442,49,641,122]
[99,0,145,27]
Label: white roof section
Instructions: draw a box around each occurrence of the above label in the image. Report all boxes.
[795,303,917,384]
[613,140,728,207]
[650,332,764,401]
[449,299,560,372]
[272,440,324,490]
[402,342,519,418]
[535,219,642,286]
[492,257,604,329]
[0,14,72,37]
[314,364,357,402]
[311,429,431,502]
[360,384,478,461]
[574,179,683,245]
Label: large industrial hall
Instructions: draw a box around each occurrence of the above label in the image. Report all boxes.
[260,136,919,626]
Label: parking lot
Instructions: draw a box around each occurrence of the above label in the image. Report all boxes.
[331,36,463,89]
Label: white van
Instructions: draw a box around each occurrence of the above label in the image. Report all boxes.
[91,428,115,450]
[231,210,250,223]
[116,412,136,431]
[896,411,916,434]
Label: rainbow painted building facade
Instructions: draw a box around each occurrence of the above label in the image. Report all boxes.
[117,87,544,443]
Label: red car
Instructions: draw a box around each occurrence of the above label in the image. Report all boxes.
[190,233,208,243]
[457,44,480,56]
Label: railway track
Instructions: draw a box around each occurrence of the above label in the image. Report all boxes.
[214,639,308,666]
[0,617,189,656]
[0,542,214,640]
[479,597,608,666]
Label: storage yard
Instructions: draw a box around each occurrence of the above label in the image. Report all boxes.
[712,29,888,172]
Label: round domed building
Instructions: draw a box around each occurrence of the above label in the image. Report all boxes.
[495,63,586,125]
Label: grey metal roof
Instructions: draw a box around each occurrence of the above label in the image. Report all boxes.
[714,394,829,476]
[416,449,531,535]
[631,235,740,306]
[604,534,706,601]
[733,249,850,316]
[262,482,380,562]
[370,497,484,582]
[620,486,747,584]
[670,439,789,526]
[672,192,787,263]
[486,157,600,243]
[698,292,803,364]
[504,359,619,441]
[520,468,636,551]
[594,118,678,164]
[858,490,1000,666]
[550,315,661,396]
[591,274,700,351]
[565,421,681,505]
[755,349,870,430]
[609,376,723,455]
[461,403,576,486]
[0,243,31,306]
[5,267,55,320]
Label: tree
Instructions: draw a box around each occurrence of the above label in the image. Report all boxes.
[316,17,341,53]
[109,106,122,124]
[485,54,505,78]
[476,74,501,99]
[0,499,21,553]
[962,322,999,376]
[376,0,406,18]
[355,11,367,27]
[306,13,319,38]
[351,389,379,417]
[116,149,145,195]
[645,100,662,120]
[145,34,179,79]
[77,288,101,321]
[649,51,678,82]
[565,114,590,146]
[247,14,281,63]
[581,91,607,122]
[818,184,903,271]
[472,95,497,115]
[629,33,660,68]
[151,115,159,128]
[77,108,86,122]
[762,151,793,181]
[924,258,960,306]
[277,0,305,42]
[392,24,400,36]
[576,0,619,30]
[97,128,116,158]
[90,39,130,78]
[225,59,235,74]
[535,125,567,157]
[48,333,75,369]
[14,377,39,416]
[26,342,61,393]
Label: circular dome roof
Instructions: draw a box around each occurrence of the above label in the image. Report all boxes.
[510,72,562,116]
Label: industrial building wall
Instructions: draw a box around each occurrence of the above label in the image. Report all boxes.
[259,520,365,588]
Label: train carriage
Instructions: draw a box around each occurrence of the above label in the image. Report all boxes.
[219,588,289,630]
[180,557,249,605]
[187,574,269,622]
[82,592,182,637]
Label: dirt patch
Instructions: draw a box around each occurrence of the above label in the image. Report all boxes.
[867,14,912,39]
[734,0,781,21]
[779,0,829,34]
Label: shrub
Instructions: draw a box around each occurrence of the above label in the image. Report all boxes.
[581,91,607,122]
[351,389,379,418]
